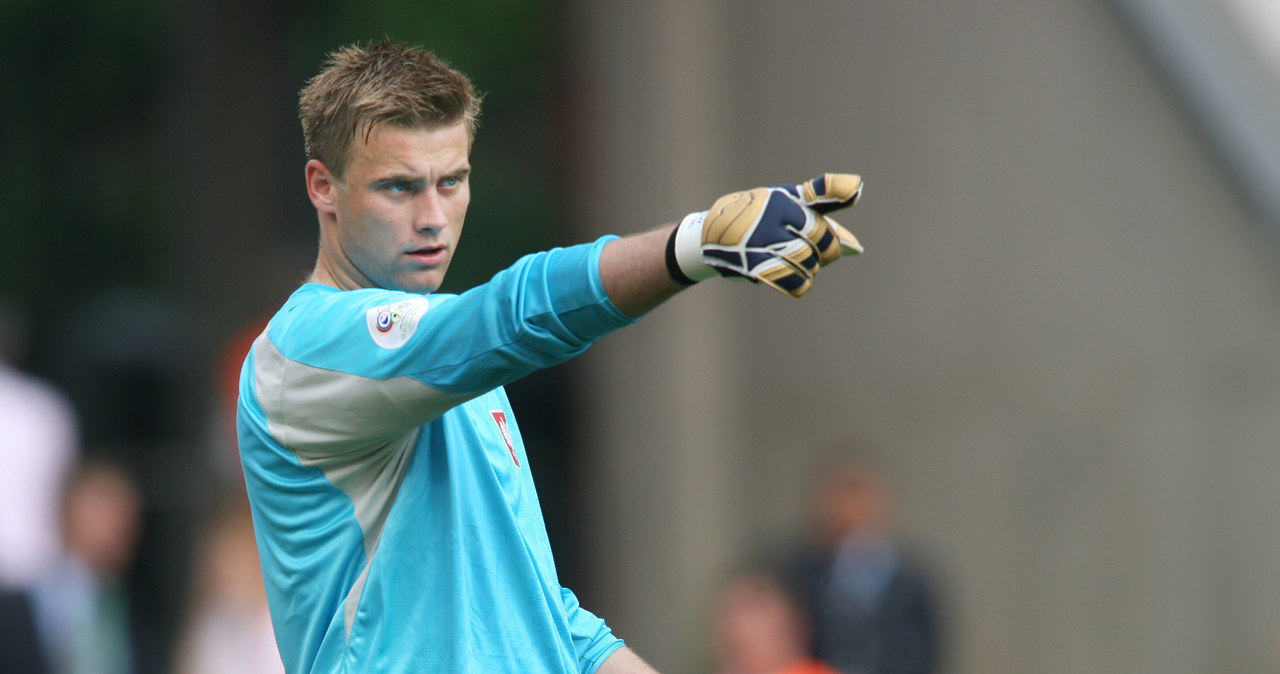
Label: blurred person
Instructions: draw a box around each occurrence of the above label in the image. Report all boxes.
[0,299,79,591]
[26,458,146,674]
[711,570,839,674]
[173,494,282,674]
[237,41,867,673]
[785,457,943,674]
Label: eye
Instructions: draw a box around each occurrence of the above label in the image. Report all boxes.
[440,170,470,190]
[374,178,424,195]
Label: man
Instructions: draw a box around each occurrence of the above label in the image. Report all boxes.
[237,41,864,673]
[5,459,148,674]
[788,458,943,674]
[39,460,147,674]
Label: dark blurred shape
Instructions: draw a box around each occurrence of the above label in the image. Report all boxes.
[0,588,50,674]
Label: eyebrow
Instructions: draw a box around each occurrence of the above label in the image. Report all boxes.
[437,166,471,184]
[368,166,471,189]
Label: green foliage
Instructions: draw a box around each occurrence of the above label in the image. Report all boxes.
[287,0,548,93]
[0,0,176,303]
[0,0,558,306]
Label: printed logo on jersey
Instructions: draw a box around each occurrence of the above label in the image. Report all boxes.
[491,410,519,467]
[365,297,430,349]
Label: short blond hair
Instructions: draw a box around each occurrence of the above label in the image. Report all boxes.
[299,41,482,178]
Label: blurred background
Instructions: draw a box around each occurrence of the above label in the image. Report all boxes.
[2,0,1280,672]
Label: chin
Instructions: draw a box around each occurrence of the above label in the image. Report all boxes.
[403,276,445,295]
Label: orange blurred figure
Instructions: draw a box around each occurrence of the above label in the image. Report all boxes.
[712,571,838,674]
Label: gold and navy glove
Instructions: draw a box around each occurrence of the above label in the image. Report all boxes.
[665,173,864,298]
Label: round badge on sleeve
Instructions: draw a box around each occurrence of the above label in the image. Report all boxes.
[365,297,430,349]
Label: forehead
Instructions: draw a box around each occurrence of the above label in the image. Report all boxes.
[345,122,471,176]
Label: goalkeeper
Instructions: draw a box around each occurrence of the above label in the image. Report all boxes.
[237,41,864,674]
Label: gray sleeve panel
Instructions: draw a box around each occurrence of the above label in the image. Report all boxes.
[252,332,475,454]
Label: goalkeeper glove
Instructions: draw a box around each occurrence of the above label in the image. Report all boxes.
[665,173,864,298]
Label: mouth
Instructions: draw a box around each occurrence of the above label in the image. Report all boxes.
[406,245,448,266]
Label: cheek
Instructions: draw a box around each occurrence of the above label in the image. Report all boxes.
[341,202,394,247]
[450,188,471,222]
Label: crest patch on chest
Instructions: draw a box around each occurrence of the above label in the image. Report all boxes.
[490,410,519,467]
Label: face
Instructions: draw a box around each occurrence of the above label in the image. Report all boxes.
[817,464,891,542]
[714,576,808,673]
[65,467,142,576]
[308,122,472,293]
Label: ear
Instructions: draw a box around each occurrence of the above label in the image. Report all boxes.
[305,159,339,214]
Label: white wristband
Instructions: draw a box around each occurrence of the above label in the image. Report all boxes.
[672,211,718,282]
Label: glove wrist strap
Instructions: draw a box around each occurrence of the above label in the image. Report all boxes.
[666,211,718,285]
[664,227,697,286]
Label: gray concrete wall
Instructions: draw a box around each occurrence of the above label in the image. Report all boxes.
[564,1,1280,672]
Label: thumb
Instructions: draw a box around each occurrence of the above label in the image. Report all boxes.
[827,218,863,256]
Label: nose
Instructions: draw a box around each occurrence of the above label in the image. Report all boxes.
[414,189,448,233]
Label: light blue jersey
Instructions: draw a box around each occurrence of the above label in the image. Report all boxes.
[237,238,635,673]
